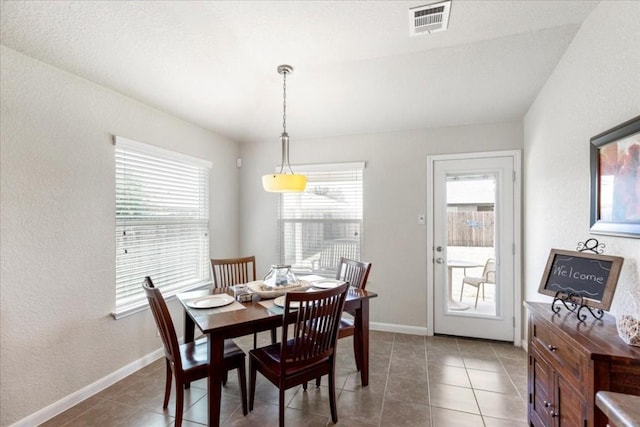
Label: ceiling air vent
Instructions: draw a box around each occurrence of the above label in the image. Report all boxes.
[409,1,451,36]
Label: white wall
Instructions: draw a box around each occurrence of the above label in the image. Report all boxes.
[523,1,640,307]
[239,123,523,329]
[0,46,240,426]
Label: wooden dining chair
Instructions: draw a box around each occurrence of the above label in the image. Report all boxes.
[460,258,496,308]
[248,283,349,427]
[211,256,275,348]
[309,257,372,388]
[336,257,371,363]
[142,277,248,426]
[211,256,256,288]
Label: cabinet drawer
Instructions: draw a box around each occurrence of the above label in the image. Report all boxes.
[532,318,585,386]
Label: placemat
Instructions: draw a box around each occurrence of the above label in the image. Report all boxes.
[258,299,285,315]
[188,299,246,314]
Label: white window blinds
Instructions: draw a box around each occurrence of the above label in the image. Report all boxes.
[114,136,211,318]
[279,162,364,277]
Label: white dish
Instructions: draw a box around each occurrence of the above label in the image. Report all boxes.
[187,294,235,309]
[247,280,311,299]
[312,279,346,289]
[273,295,300,309]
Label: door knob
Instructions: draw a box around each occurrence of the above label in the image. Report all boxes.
[435,258,444,264]
[436,246,443,252]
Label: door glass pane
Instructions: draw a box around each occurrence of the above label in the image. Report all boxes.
[446,173,497,316]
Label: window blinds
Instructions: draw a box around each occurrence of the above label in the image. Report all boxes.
[279,162,364,277]
[114,137,211,317]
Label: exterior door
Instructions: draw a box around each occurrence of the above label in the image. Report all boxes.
[427,151,521,343]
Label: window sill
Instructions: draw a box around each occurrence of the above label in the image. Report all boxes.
[111,282,211,319]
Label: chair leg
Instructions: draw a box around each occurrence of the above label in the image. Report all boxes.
[236,361,248,415]
[481,282,485,301]
[175,381,184,427]
[222,370,228,386]
[303,381,308,391]
[249,358,256,411]
[328,367,338,423]
[253,332,257,349]
[315,376,321,387]
[279,387,286,427]
[474,287,480,308]
[459,282,465,301]
[163,359,172,409]
[270,327,277,344]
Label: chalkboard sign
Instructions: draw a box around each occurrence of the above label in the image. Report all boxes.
[538,249,623,311]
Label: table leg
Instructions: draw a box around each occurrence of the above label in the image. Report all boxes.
[356,298,370,386]
[207,335,225,427]
[183,310,196,389]
[447,266,469,311]
[184,311,195,344]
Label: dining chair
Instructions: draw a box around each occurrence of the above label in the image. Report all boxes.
[211,256,275,348]
[309,257,372,388]
[211,256,256,288]
[459,258,496,308]
[142,277,248,426]
[248,283,349,427]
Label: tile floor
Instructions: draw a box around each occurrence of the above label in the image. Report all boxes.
[41,331,528,426]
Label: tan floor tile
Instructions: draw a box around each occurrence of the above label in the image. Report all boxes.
[431,407,484,427]
[427,364,472,388]
[483,415,528,427]
[429,383,480,414]
[475,389,527,423]
[462,355,506,373]
[385,373,429,405]
[467,369,518,394]
[380,399,431,426]
[427,351,465,368]
[394,333,426,347]
[336,388,384,424]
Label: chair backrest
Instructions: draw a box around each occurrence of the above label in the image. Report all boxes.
[142,277,182,370]
[335,257,372,290]
[318,239,359,270]
[211,256,256,288]
[484,259,496,284]
[280,283,349,371]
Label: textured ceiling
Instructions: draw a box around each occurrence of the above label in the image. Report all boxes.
[0,1,599,144]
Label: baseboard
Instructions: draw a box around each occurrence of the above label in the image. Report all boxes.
[9,348,164,427]
[370,321,429,336]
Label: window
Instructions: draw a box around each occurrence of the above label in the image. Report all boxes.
[114,136,211,318]
[279,162,364,277]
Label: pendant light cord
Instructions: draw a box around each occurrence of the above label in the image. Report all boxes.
[279,68,294,174]
[282,70,287,136]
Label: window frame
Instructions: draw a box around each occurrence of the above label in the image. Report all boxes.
[277,162,365,277]
[113,136,212,319]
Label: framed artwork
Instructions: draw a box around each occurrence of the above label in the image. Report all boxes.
[590,115,640,238]
[538,249,623,311]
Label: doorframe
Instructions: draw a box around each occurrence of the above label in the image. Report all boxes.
[426,150,522,346]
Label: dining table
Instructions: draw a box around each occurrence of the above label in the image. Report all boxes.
[177,284,378,427]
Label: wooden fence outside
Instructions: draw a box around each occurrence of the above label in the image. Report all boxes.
[447,211,494,247]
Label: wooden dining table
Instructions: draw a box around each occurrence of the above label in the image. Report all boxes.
[177,285,378,427]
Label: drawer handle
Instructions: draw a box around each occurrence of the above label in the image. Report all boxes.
[547,344,557,352]
[550,410,559,418]
[544,401,551,408]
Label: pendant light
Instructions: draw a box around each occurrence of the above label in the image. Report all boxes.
[262,65,307,192]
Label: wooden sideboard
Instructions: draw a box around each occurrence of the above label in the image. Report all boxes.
[526,302,640,427]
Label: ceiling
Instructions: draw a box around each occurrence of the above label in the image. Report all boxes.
[0,1,598,144]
